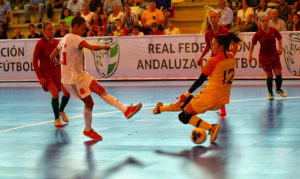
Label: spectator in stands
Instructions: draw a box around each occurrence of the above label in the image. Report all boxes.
[269,9,286,31]
[105,5,123,35]
[0,0,10,38]
[89,0,102,12]
[46,0,67,22]
[277,0,292,25]
[141,0,164,35]
[12,27,25,39]
[28,24,40,38]
[94,4,104,15]
[122,5,137,34]
[60,8,73,28]
[164,18,180,35]
[90,13,104,35]
[123,0,134,6]
[81,2,94,29]
[0,22,7,39]
[103,0,122,19]
[288,14,300,30]
[131,0,145,22]
[54,20,69,37]
[87,24,100,36]
[247,0,260,10]
[24,0,45,23]
[111,18,127,36]
[131,24,144,35]
[67,0,83,16]
[11,0,23,10]
[155,0,172,27]
[148,21,163,35]
[254,0,271,29]
[234,0,256,32]
[227,0,241,16]
[217,0,233,29]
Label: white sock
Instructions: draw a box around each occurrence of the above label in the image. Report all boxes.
[101,93,127,113]
[84,107,92,131]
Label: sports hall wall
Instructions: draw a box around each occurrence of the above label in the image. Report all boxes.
[0,32,299,81]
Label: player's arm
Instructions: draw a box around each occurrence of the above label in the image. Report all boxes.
[248,34,258,62]
[80,41,110,51]
[50,48,61,66]
[33,43,45,86]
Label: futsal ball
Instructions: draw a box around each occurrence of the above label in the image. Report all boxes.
[191,128,207,144]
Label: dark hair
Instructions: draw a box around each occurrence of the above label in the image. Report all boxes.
[42,22,53,30]
[28,24,35,29]
[132,24,141,30]
[61,8,71,19]
[71,16,86,28]
[214,32,242,58]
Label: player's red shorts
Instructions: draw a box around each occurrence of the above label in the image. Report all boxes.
[41,70,62,91]
[259,54,282,71]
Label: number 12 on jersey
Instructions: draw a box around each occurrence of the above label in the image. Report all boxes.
[223,68,234,84]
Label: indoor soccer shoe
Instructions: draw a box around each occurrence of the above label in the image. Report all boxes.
[276,89,287,97]
[209,124,220,143]
[54,118,64,127]
[83,128,103,140]
[59,112,69,122]
[153,102,163,114]
[124,103,142,119]
[268,93,274,100]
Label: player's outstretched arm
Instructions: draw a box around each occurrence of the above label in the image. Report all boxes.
[80,41,110,51]
[50,48,61,66]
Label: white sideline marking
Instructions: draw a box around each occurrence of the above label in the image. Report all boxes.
[0,97,299,134]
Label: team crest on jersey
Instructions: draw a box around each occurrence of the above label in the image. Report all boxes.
[91,38,120,78]
[282,33,300,76]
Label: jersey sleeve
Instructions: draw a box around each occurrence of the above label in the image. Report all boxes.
[251,32,259,46]
[32,41,43,79]
[201,57,217,76]
[273,28,282,41]
[72,35,85,49]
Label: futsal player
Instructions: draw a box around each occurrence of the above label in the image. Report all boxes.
[153,33,242,143]
[248,15,287,100]
[50,16,142,140]
[33,22,70,127]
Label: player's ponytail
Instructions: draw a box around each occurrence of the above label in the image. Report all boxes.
[215,32,241,58]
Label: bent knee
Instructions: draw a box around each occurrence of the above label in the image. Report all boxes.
[178,111,192,124]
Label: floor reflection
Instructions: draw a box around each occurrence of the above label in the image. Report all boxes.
[260,100,284,131]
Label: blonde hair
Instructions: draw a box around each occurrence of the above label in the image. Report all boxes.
[199,6,221,34]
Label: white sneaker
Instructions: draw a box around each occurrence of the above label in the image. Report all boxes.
[59,112,69,122]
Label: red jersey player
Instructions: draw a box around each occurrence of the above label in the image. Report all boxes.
[33,23,71,127]
[248,15,287,100]
[50,16,142,140]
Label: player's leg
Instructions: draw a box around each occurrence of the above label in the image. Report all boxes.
[265,70,274,100]
[89,80,142,119]
[178,103,220,143]
[48,82,63,127]
[274,68,287,97]
[81,95,102,140]
[59,85,71,122]
[153,95,194,114]
[219,106,226,116]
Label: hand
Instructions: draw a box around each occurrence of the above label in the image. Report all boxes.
[197,57,203,66]
[175,92,191,107]
[39,78,46,86]
[103,45,110,50]
[278,48,282,55]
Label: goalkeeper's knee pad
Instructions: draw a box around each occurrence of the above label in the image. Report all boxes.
[178,111,193,124]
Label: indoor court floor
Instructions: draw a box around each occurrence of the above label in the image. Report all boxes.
[0,80,300,179]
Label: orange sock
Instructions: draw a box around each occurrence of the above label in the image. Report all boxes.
[160,103,182,112]
[219,106,226,116]
[189,116,212,130]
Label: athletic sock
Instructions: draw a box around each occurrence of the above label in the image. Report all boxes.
[101,93,127,113]
[266,77,273,95]
[59,95,70,112]
[275,75,283,91]
[160,103,182,112]
[51,98,59,119]
[189,116,212,130]
[84,106,92,131]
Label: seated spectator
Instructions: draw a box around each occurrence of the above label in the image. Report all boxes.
[141,0,164,35]
[277,0,292,25]
[94,4,104,15]
[27,24,40,38]
[87,24,101,36]
[217,0,233,29]
[122,5,137,33]
[81,2,94,29]
[89,0,102,12]
[155,0,172,27]
[11,0,23,10]
[288,14,300,31]
[54,21,70,37]
[111,18,127,36]
[36,23,44,38]
[99,14,107,35]
[0,22,7,39]
[12,27,25,39]
[148,21,163,35]
[60,8,73,28]
[67,0,83,16]
[24,0,45,23]
[123,0,134,6]
[103,0,122,19]
[90,13,105,35]
[269,9,286,31]
[247,0,260,10]
[164,18,180,35]
[227,0,241,17]
[131,24,144,35]
[105,5,123,35]
[254,0,271,29]
[0,0,10,38]
[46,0,67,22]
[131,0,145,22]
[234,0,256,32]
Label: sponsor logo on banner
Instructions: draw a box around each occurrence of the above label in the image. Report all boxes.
[90,38,120,78]
[283,32,300,76]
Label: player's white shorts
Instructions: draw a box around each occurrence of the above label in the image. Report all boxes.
[63,72,94,100]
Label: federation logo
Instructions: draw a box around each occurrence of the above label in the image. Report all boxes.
[282,33,300,76]
[90,38,120,78]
